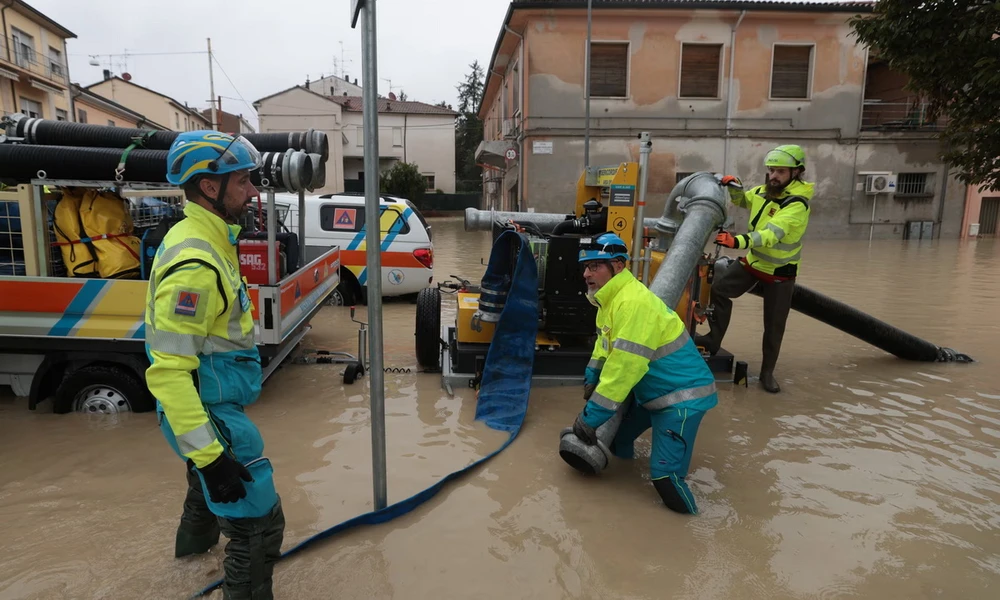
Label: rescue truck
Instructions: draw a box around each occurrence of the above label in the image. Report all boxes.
[0,179,343,416]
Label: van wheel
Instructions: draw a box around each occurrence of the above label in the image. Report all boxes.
[329,270,360,306]
[55,364,153,415]
[415,287,441,370]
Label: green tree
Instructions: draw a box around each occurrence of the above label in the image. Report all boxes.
[379,161,426,204]
[455,60,485,193]
[850,1,1000,190]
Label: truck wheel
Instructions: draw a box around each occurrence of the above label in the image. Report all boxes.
[328,270,359,306]
[55,364,154,415]
[415,287,441,370]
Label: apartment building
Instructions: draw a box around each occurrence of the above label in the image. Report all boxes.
[254,84,459,194]
[477,0,967,239]
[86,73,210,132]
[0,0,74,122]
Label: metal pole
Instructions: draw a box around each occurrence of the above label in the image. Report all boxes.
[298,188,306,263]
[583,0,592,172]
[266,189,277,285]
[869,193,877,243]
[359,0,388,511]
[632,131,651,276]
[207,38,218,131]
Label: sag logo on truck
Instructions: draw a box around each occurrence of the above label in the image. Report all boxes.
[240,254,264,267]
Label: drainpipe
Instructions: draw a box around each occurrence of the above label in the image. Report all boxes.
[722,10,746,174]
[504,24,525,210]
[64,41,75,122]
[935,166,949,238]
[2,1,16,115]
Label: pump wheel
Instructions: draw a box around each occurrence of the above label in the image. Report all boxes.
[415,287,441,369]
[55,364,153,415]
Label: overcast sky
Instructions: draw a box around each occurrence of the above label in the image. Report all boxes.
[30,0,513,128]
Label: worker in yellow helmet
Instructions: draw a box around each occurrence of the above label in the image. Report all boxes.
[144,130,284,599]
[696,144,813,393]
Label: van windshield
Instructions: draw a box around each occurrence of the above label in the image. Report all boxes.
[405,200,432,241]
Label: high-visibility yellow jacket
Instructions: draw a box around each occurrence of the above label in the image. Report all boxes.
[582,269,717,429]
[144,202,261,468]
[729,179,814,278]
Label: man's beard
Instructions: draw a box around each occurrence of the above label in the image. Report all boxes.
[765,179,790,197]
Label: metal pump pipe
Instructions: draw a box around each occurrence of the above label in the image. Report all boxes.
[648,172,729,309]
[464,207,661,235]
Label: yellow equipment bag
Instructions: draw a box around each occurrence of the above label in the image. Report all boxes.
[53,188,141,279]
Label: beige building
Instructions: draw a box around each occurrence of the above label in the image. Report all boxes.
[477,0,968,239]
[86,74,210,132]
[71,83,167,129]
[0,0,75,122]
[254,85,459,194]
[306,73,362,98]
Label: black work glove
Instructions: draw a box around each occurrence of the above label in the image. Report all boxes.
[583,383,596,400]
[573,412,598,446]
[198,453,253,504]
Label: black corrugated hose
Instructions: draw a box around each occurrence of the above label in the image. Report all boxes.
[6,116,329,162]
[0,144,170,183]
[0,144,315,192]
[720,257,976,363]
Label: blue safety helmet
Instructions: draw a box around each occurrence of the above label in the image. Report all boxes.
[578,232,630,263]
[166,130,262,186]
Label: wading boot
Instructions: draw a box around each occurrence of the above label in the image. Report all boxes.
[760,371,780,394]
[176,464,221,557]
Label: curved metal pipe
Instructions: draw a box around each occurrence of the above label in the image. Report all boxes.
[464,207,660,235]
[648,172,729,309]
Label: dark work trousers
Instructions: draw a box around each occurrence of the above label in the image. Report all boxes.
[702,259,795,374]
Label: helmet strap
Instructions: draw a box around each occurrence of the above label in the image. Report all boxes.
[209,172,235,222]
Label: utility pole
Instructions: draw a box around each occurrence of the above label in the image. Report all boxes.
[207,38,218,131]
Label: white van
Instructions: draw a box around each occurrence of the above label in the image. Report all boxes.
[264,192,434,305]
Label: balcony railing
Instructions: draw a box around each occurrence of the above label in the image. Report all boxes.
[0,35,67,87]
[861,100,944,132]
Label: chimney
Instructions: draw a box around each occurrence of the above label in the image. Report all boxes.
[103,69,111,81]
[354,77,358,85]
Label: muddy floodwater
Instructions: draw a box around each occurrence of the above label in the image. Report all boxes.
[1,216,999,599]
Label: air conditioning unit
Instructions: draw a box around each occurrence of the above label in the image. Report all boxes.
[864,172,897,194]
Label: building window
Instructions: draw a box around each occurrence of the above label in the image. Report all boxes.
[11,28,35,69]
[589,42,629,98]
[48,47,64,79]
[392,127,403,147]
[108,120,115,127]
[356,126,363,146]
[423,174,436,190]
[895,173,931,196]
[175,112,180,129]
[19,97,42,118]
[511,60,520,115]
[770,45,813,99]
[78,109,88,123]
[55,109,68,121]
[676,172,695,184]
[679,43,723,99]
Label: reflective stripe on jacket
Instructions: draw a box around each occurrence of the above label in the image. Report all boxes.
[731,179,814,277]
[144,202,262,468]
[582,269,717,429]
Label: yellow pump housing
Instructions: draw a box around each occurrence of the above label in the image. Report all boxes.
[575,162,640,264]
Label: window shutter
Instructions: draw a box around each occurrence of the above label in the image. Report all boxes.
[680,44,722,98]
[589,44,628,97]
[771,45,812,99]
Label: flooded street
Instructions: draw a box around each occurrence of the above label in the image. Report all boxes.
[2,215,999,599]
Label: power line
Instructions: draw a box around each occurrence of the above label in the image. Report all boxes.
[212,54,257,118]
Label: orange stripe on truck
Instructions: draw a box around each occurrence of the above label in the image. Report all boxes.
[0,280,85,312]
[339,250,427,270]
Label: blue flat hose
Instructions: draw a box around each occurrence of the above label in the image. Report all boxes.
[191,231,539,598]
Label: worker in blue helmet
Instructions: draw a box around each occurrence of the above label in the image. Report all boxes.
[146,130,285,598]
[571,232,718,514]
